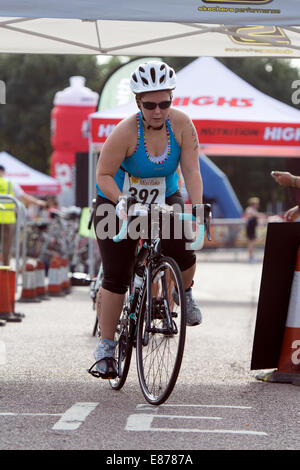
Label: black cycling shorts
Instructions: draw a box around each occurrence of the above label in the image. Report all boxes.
[246,217,258,241]
[94,191,196,294]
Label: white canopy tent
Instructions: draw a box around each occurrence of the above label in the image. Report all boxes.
[90,57,300,158]
[0,1,300,57]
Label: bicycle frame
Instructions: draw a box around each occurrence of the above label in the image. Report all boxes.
[124,212,185,347]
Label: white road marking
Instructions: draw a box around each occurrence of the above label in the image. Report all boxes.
[0,412,62,416]
[0,341,6,365]
[130,404,267,436]
[52,402,98,430]
[126,414,267,436]
[150,414,222,420]
[137,404,252,410]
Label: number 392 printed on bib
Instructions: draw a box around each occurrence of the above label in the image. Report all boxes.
[123,174,166,205]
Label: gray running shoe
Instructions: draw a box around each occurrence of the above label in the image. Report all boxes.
[93,339,118,379]
[172,287,202,326]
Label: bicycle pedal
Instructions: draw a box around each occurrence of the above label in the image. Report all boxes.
[87,367,101,378]
[87,367,118,380]
[101,373,118,380]
[87,358,118,379]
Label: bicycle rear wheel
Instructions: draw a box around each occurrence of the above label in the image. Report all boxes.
[136,256,186,405]
[109,290,134,391]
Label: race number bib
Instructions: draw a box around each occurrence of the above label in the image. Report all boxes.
[123,173,166,205]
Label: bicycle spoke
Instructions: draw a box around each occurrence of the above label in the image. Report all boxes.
[144,338,168,393]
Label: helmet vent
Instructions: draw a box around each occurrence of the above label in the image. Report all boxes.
[150,67,156,83]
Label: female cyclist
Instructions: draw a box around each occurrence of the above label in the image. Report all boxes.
[93,61,204,379]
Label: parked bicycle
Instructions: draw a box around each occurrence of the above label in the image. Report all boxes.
[25,205,100,274]
[88,198,211,405]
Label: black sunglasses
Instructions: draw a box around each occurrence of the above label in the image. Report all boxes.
[140,100,172,110]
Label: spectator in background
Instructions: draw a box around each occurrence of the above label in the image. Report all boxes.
[271,171,300,222]
[45,195,59,210]
[244,197,266,263]
[0,164,46,266]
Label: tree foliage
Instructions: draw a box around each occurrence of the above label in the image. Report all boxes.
[0,54,123,173]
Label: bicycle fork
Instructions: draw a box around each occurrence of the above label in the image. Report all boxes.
[144,262,177,342]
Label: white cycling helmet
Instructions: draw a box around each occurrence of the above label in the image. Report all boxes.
[130,61,176,94]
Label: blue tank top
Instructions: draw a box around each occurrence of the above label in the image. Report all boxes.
[96,112,181,199]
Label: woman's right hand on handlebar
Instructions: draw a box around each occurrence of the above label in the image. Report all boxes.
[116,198,128,220]
[116,196,140,220]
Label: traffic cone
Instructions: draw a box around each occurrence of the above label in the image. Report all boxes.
[61,257,71,294]
[19,262,41,303]
[9,269,25,319]
[48,256,65,297]
[36,260,49,300]
[0,266,22,322]
[257,245,300,386]
[9,270,16,311]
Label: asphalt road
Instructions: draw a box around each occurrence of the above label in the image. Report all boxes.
[0,249,299,452]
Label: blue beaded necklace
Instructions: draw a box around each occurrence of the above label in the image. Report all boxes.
[136,113,171,165]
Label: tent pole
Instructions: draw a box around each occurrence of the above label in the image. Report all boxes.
[88,127,95,279]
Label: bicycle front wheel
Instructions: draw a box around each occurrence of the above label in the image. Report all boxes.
[136,256,186,405]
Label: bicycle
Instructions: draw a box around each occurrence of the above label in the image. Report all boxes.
[88,198,211,405]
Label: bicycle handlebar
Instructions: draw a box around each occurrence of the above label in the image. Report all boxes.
[113,202,212,250]
[177,212,206,250]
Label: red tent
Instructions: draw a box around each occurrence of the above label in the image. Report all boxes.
[89,57,300,158]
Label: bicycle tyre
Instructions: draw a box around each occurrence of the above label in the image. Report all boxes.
[136,256,186,405]
[109,290,134,391]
